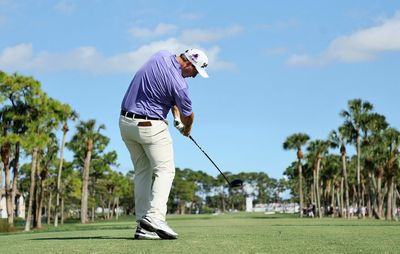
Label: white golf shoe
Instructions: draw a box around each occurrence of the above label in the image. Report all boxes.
[139,216,178,240]
[134,227,160,240]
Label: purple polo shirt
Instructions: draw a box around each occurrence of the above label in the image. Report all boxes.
[121,50,192,119]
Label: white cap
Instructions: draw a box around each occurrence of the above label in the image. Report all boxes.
[184,49,209,78]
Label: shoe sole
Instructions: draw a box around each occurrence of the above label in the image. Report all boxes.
[134,234,160,240]
[139,218,178,240]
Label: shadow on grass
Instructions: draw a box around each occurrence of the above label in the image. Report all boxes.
[30,236,134,241]
[249,216,281,219]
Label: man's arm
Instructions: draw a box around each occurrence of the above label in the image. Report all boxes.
[172,105,194,136]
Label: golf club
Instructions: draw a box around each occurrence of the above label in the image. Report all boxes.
[189,135,243,188]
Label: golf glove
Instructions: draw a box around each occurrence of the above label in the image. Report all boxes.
[174,119,185,134]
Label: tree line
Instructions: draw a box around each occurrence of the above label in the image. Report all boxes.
[283,99,400,220]
[1,71,398,233]
[0,71,283,231]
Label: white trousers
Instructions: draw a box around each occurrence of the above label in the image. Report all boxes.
[119,115,175,221]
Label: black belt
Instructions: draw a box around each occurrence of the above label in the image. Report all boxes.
[121,110,161,120]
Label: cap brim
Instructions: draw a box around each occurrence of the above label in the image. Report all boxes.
[196,68,209,78]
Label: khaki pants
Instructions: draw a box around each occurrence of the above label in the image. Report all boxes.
[119,115,175,221]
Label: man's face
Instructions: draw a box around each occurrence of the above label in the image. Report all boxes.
[182,61,198,78]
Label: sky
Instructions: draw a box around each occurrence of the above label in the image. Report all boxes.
[1,1,400,180]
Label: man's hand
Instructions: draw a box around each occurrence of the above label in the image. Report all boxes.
[172,105,194,137]
[174,118,185,134]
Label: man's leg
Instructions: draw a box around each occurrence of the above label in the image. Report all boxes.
[119,116,153,221]
[136,120,178,239]
[127,141,153,221]
[144,137,175,221]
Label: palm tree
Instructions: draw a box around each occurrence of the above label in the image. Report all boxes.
[306,139,329,218]
[328,129,350,218]
[89,151,118,221]
[340,98,374,214]
[361,113,388,219]
[321,154,341,217]
[25,96,66,230]
[381,128,400,220]
[283,133,310,217]
[67,119,108,223]
[55,110,77,227]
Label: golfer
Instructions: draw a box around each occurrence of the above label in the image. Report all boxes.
[119,49,209,240]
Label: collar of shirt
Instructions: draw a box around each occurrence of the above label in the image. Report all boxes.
[170,55,182,72]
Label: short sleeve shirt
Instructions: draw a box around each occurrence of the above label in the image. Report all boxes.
[121,50,192,119]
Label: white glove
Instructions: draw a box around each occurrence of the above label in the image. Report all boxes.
[174,118,185,133]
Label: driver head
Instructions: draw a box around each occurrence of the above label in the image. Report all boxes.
[229,179,243,188]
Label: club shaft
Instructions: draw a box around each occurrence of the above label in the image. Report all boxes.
[189,135,231,185]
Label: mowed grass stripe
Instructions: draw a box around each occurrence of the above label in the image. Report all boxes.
[0,213,399,254]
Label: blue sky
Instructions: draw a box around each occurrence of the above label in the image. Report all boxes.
[1,1,400,180]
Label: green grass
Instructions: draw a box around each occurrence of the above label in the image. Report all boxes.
[0,213,399,254]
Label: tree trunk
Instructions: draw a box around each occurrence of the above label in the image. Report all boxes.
[310,183,315,205]
[61,197,65,225]
[25,147,39,231]
[367,186,372,219]
[55,123,68,227]
[179,202,186,215]
[356,135,362,213]
[337,182,342,217]
[1,143,14,225]
[386,177,394,220]
[37,180,46,228]
[392,184,398,222]
[110,198,116,220]
[377,174,384,217]
[361,182,367,218]
[341,154,350,219]
[81,140,92,224]
[339,177,344,217]
[11,142,21,223]
[331,181,335,218]
[368,172,381,219]
[107,197,112,219]
[312,168,318,218]
[220,194,226,212]
[116,198,119,220]
[0,162,4,191]
[316,158,322,218]
[298,160,304,218]
[47,191,52,224]
[91,206,95,222]
[91,189,96,222]
[33,153,43,229]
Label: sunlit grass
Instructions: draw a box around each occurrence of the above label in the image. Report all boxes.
[0,213,399,254]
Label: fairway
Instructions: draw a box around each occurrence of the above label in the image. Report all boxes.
[1,213,399,254]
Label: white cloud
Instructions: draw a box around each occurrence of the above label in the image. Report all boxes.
[205,46,236,71]
[0,23,241,74]
[288,10,400,66]
[54,1,76,15]
[129,23,177,38]
[0,43,34,70]
[179,25,243,44]
[0,40,235,74]
[129,23,243,43]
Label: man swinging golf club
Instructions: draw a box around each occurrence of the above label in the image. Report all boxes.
[119,48,209,240]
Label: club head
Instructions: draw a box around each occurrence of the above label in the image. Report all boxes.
[229,179,243,188]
